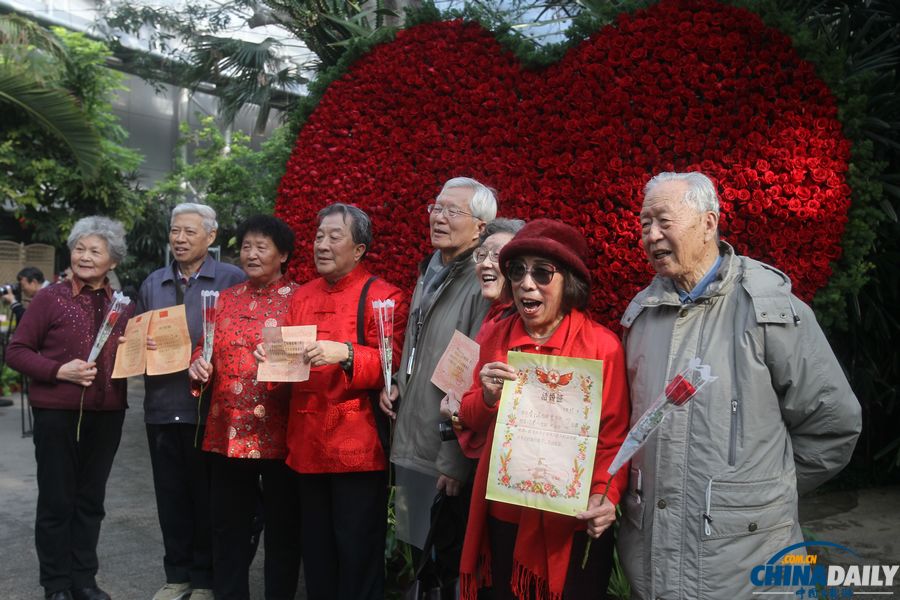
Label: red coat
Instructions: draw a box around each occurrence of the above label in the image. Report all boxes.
[285,266,408,473]
[458,309,630,600]
[200,277,299,459]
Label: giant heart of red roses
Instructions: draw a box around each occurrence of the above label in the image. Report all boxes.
[276,0,851,329]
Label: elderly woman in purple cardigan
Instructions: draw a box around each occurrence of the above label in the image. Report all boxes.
[7,216,133,600]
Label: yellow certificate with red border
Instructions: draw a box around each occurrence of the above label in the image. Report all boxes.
[486,351,603,516]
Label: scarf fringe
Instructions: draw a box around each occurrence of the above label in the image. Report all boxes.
[461,547,493,600]
[511,561,562,600]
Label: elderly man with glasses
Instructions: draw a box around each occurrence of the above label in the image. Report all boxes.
[381,176,497,596]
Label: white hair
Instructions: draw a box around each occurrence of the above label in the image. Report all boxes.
[644,172,719,215]
[171,203,218,233]
[438,177,498,222]
[68,216,127,263]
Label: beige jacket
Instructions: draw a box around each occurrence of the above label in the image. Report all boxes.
[617,243,861,600]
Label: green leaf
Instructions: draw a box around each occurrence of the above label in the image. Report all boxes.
[0,68,102,178]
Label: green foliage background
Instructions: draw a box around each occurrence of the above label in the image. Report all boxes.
[117,116,293,290]
[0,29,143,244]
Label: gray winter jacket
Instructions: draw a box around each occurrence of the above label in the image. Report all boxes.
[391,248,490,482]
[617,243,861,600]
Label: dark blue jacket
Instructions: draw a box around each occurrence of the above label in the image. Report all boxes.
[137,256,246,424]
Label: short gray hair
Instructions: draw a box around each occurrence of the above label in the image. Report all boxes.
[644,172,719,215]
[480,218,525,244]
[317,203,373,259]
[171,203,218,233]
[67,216,127,263]
[438,177,498,222]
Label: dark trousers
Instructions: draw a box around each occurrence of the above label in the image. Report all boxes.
[209,453,302,600]
[32,408,125,595]
[298,470,388,600]
[146,423,213,588]
[487,517,614,599]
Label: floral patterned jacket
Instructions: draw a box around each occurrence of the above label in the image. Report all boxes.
[201,277,299,459]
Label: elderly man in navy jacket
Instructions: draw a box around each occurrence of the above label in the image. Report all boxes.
[137,203,245,600]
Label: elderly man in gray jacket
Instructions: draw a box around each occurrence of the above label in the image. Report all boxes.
[618,171,861,599]
[380,176,497,594]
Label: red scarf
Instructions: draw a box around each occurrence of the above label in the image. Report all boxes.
[458,309,629,600]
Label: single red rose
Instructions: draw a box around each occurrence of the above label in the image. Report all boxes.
[665,375,696,406]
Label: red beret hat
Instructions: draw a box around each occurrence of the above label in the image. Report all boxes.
[498,218,591,285]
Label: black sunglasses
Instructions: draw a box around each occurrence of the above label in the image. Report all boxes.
[506,262,559,286]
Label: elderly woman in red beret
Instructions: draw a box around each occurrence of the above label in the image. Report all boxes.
[457,219,629,600]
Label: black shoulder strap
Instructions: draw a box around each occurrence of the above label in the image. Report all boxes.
[357,276,378,344]
[356,275,392,456]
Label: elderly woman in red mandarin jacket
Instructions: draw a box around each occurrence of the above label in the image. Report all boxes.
[255,203,407,600]
[456,219,630,600]
[188,215,301,600]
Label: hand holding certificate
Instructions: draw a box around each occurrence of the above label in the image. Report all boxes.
[112,305,192,378]
[486,351,604,516]
[431,329,480,396]
[256,326,317,382]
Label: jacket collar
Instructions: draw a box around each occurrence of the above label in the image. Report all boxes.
[417,246,478,276]
[70,275,113,299]
[320,264,370,293]
[621,242,738,327]
[247,274,289,295]
[162,255,218,283]
[507,312,574,352]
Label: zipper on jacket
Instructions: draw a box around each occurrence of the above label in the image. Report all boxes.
[405,307,424,375]
[703,478,714,536]
[406,261,464,377]
[635,468,643,504]
[728,399,738,466]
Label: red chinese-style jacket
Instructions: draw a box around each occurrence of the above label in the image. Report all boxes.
[200,277,299,459]
[286,266,408,473]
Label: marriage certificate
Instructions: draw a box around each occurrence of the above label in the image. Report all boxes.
[256,325,317,382]
[430,329,480,396]
[112,306,192,378]
[486,351,603,516]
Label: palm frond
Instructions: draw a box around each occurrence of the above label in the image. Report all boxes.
[0,13,69,60]
[0,68,102,178]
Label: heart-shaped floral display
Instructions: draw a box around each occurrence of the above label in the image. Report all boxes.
[276,0,851,328]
